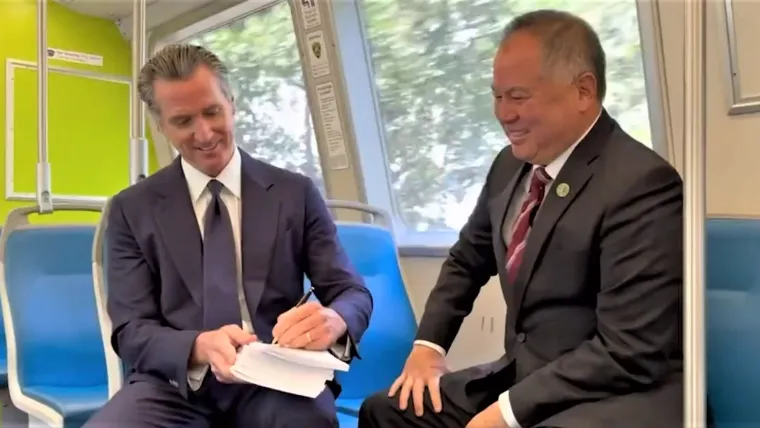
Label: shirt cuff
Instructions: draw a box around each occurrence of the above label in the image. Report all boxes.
[187,364,209,391]
[413,340,447,357]
[498,390,522,428]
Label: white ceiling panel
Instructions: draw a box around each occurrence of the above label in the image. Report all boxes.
[116,0,246,42]
[53,0,161,20]
[53,0,218,40]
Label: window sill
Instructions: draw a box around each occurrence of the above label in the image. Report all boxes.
[394,229,457,258]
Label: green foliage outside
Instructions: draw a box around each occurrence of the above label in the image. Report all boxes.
[188,0,650,232]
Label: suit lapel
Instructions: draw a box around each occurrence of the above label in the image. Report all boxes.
[491,162,530,271]
[510,111,614,319]
[153,158,204,307]
[492,162,530,248]
[239,151,281,319]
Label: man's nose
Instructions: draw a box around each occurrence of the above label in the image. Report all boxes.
[495,101,518,123]
[193,120,214,141]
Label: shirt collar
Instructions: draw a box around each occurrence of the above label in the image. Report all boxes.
[181,147,241,202]
[537,109,602,179]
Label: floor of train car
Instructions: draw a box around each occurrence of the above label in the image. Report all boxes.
[1,388,28,426]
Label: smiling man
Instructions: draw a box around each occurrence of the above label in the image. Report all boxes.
[358,9,684,428]
[85,44,372,427]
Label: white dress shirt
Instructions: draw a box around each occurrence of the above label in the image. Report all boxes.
[414,110,601,427]
[182,148,350,391]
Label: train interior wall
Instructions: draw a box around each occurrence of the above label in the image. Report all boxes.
[0,1,160,225]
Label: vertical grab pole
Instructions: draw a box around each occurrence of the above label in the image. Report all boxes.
[36,0,52,213]
[684,0,707,425]
[130,0,148,185]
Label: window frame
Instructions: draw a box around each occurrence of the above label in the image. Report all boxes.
[147,0,670,257]
[148,0,329,193]
[331,0,670,256]
[148,0,289,165]
[152,0,284,51]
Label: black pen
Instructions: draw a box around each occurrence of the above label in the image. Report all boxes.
[272,286,314,345]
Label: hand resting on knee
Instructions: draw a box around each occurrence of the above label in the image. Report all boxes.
[389,344,449,417]
[191,324,257,383]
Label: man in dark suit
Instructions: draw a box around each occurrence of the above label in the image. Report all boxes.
[358,9,683,428]
[85,44,373,427]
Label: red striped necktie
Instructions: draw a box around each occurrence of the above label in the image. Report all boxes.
[506,167,551,283]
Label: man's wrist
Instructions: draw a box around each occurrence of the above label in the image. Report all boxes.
[190,331,209,365]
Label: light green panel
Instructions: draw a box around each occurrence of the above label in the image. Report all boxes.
[0,1,160,224]
[12,67,131,197]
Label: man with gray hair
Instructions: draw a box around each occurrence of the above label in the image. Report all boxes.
[85,43,372,427]
[359,9,684,428]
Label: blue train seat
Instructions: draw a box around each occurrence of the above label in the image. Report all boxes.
[706,218,760,428]
[0,301,6,388]
[0,205,108,427]
[0,226,7,387]
[322,201,418,417]
[338,412,358,427]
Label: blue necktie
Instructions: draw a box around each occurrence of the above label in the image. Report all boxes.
[202,179,242,330]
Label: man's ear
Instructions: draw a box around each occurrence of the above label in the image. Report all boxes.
[575,71,598,103]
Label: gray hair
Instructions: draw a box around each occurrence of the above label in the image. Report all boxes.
[501,9,607,101]
[137,43,234,116]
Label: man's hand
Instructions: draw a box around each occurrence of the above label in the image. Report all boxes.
[388,344,449,417]
[466,402,509,428]
[191,324,256,383]
[272,301,347,350]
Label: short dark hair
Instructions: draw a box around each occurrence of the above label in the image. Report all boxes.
[501,9,607,101]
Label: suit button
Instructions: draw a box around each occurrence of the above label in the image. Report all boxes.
[517,332,526,343]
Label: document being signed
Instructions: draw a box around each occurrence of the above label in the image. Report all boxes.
[230,342,349,398]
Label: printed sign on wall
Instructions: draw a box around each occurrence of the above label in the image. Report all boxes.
[47,48,103,67]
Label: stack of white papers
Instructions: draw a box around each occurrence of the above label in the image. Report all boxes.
[230,342,349,398]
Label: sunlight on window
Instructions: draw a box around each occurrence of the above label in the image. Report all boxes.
[362,0,652,233]
[185,2,325,194]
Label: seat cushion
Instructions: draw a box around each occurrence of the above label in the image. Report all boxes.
[706,219,760,427]
[0,352,7,386]
[337,411,358,428]
[336,397,364,416]
[24,384,108,423]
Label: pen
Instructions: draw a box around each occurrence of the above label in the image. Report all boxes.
[272,286,314,345]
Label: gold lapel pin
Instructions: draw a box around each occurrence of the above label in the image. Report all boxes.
[556,183,570,198]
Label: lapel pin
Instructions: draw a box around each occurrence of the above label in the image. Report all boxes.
[556,183,570,198]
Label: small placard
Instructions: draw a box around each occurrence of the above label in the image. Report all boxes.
[47,48,103,67]
[306,31,331,79]
[297,0,322,30]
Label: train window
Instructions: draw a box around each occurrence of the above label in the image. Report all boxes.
[360,0,651,234]
[185,1,325,194]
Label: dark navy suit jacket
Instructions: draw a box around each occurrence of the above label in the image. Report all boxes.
[105,149,373,399]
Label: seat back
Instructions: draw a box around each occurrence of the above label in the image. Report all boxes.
[706,218,760,427]
[0,226,7,386]
[92,198,125,397]
[0,205,107,394]
[323,201,417,399]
